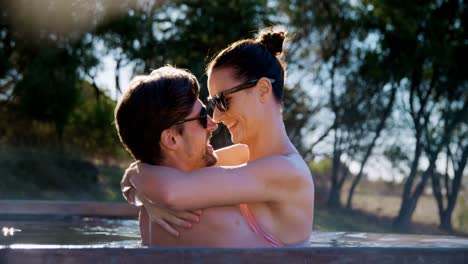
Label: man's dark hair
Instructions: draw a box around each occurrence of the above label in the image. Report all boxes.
[115,66,200,165]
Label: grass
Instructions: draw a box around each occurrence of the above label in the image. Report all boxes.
[340,192,468,236]
[0,145,128,202]
[314,205,392,233]
[313,203,466,237]
[311,169,468,236]
[1,162,126,202]
[94,163,127,202]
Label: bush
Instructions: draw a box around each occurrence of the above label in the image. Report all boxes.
[0,146,98,198]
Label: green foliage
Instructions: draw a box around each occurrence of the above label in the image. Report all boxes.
[314,206,391,233]
[13,48,80,138]
[309,159,333,177]
[283,83,320,156]
[0,47,9,77]
[0,0,465,233]
[0,145,128,201]
[281,0,467,226]
[0,146,97,198]
[457,198,468,233]
[93,0,275,147]
[0,0,278,192]
[97,0,274,86]
[2,0,276,151]
[65,82,129,160]
[384,145,410,165]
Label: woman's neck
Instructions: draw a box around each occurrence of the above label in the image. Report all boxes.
[247,117,296,161]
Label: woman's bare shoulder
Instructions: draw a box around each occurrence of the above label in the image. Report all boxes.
[215,144,249,166]
[247,152,311,181]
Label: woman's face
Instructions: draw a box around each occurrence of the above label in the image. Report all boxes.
[208,68,260,144]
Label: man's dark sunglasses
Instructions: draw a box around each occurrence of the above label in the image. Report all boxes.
[176,106,208,128]
[207,78,276,112]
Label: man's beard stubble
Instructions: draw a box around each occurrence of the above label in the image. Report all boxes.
[203,132,217,167]
[203,150,217,167]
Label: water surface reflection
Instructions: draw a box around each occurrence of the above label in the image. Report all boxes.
[2,217,468,248]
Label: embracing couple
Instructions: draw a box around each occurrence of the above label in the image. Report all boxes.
[115,28,314,247]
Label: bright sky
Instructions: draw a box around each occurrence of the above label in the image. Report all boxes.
[95,55,134,101]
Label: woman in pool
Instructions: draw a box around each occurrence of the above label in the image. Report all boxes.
[123,28,314,246]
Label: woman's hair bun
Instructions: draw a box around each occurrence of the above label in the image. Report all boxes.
[257,28,286,56]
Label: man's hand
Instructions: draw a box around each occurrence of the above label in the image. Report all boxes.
[138,194,202,237]
[121,162,202,236]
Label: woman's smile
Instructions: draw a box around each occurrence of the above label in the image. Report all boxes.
[225,121,238,130]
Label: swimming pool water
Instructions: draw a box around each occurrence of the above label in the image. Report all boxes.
[2,216,468,248]
[1,216,139,246]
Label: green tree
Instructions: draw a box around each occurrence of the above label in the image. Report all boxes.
[65,81,128,162]
[281,0,396,208]
[431,123,468,231]
[283,83,320,155]
[14,48,80,142]
[95,0,275,147]
[360,0,468,230]
[345,52,397,209]
[281,0,467,228]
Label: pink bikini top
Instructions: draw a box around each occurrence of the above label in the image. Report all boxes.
[239,203,285,247]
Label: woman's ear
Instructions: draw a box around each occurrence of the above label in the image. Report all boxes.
[257,77,272,103]
[160,128,178,150]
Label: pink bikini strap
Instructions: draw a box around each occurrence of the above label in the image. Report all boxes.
[239,203,285,247]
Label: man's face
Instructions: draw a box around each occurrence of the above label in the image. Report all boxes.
[178,99,218,169]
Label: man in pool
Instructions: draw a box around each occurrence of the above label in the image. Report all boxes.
[114,66,270,246]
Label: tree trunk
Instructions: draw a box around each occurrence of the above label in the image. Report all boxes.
[439,210,453,231]
[393,135,423,229]
[346,85,396,209]
[395,174,431,230]
[393,199,417,230]
[394,56,426,229]
[115,57,122,100]
[395,101,465,229]
[437,144,468,231]
[396,143,441,229]
[55,122,65,154]
[431,160,446,227]
[327,184,342,208]
[327,134,342,208]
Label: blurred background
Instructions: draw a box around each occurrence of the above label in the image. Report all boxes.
[0,0,466,236]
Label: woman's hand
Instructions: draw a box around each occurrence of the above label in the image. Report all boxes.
[121,162,202,236]
[137,194,202,236]
[121,162,139,205]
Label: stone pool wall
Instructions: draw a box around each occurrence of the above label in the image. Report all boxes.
[1,246,468,264]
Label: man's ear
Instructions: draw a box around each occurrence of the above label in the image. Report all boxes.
[160,128,178,150]
[257,77,272,103]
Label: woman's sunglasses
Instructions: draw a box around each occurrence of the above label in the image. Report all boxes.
[207,78,275,112]
[176,106,208,128]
